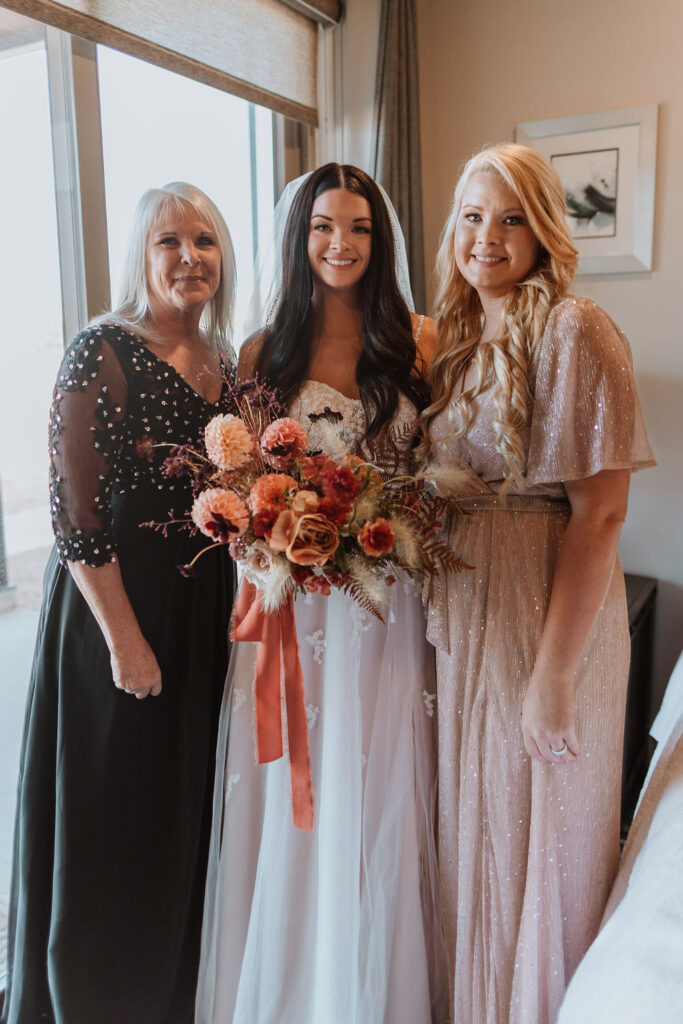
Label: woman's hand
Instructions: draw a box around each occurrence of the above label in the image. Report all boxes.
[67,559,163,701]
[522,673,579,764]
[520,468,630,765]
[111,637,162,700]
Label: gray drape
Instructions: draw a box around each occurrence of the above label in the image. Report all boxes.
[372,0,425,312]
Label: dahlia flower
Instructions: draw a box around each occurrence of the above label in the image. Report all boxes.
[204,414,252,471]
[260,417,309,469]
[191,487,249,541]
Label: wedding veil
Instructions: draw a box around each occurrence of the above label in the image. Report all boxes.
[244,169,415,338]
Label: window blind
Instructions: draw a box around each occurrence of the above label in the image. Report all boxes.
[0,0,342,123]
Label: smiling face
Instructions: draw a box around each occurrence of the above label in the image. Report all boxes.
[307,188,372,296]
[454,170,541,304]
[145,206,221,321]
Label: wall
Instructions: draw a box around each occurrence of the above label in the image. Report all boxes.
[417,0,683,708]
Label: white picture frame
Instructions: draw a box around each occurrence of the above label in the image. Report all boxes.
[515,104,658,275]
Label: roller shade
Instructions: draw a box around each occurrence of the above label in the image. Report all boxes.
[0,0,342,124]
[280,0,341,24]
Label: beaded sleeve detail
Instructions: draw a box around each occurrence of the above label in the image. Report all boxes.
[49,324,236,568]
[49,329,128,566]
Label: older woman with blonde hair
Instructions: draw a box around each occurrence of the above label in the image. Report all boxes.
[3,182,237,1024]
[422,144,655,1023]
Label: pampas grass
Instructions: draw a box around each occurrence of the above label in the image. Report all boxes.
[417,462,472,495]
[388,517,421,568]
[347,555,390,610]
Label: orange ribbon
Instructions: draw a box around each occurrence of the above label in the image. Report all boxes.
[231,580,314,832]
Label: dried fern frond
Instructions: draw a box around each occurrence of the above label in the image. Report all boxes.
[347,555,390,610]
[364,419,420,476]
[420,538,472,576]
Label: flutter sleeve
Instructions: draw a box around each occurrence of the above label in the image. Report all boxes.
[526,297,656,487]
[49,327,129,566]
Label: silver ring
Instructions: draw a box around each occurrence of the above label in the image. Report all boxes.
[550,741,568,756]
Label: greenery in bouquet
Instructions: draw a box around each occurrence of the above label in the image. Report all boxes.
[150,377,467,619]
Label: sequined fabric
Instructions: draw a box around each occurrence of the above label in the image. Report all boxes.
[427,297,655,1024]
[49,322,235,566]
[3,322,238,1023]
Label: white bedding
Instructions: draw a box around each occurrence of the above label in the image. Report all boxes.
[557,650,683,1024]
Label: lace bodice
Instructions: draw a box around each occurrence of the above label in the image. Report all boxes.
[289,380,419,473]
[49,323,236,567]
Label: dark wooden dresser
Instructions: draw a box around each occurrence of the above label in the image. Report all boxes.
[621,572,658,837]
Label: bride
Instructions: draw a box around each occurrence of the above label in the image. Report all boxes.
[195,163,446,1023]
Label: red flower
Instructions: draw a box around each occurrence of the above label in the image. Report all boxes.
[291,564,315,585]
[299,454,336,488]
[357,517,395,557]
[325,569,352,589]
[252,511,278,538]
[322,466,363,506]
[305,575,331,595]
[136,435,155,462]
[318,498,352,527]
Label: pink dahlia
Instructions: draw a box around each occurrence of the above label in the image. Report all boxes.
[205,414,252,471]
[260,417,308,469]
[191,488,249,542]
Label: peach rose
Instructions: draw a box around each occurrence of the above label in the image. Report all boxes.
[204,414,252,471]
[268,510,339,566]
[357,517,395,557]
[260,417,308,469]
[191,487,249,541]
[290,489,320,515]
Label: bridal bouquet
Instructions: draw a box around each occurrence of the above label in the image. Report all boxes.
[150,377,464,619]
[148,377,466,831]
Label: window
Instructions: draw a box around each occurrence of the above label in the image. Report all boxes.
[97,45,275,339]
[0,20,63,981]
[0,14,289,984]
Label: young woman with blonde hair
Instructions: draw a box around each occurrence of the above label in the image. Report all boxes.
[422,143,655,1023]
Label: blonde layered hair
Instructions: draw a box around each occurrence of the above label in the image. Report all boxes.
[95,182,236,354]
[421,144,578,488]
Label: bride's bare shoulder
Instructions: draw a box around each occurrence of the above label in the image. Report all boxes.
[237,329,268,382]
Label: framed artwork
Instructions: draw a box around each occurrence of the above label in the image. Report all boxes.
[515,104,658,275]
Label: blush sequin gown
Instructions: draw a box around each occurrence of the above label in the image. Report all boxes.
[195,381,446,1024]
[426,298,655,1024]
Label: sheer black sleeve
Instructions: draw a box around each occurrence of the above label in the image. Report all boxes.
[49,329,129,566]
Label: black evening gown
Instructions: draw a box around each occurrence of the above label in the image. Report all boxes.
[2,324,236,1024]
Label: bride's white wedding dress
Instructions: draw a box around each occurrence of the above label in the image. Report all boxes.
[195,381,445,1024]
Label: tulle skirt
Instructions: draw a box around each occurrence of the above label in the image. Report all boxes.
[196,574,446,1023]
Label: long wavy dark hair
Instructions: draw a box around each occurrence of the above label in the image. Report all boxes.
[254,163,429,437]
